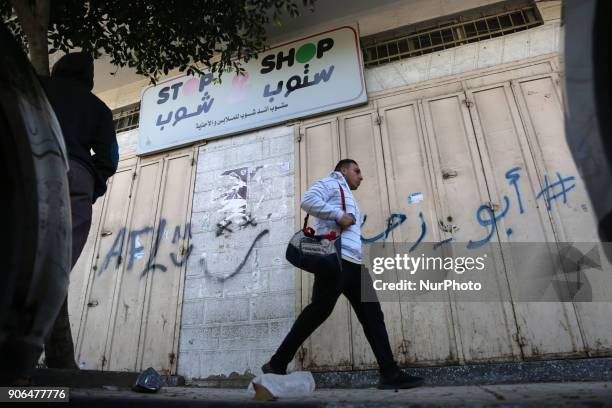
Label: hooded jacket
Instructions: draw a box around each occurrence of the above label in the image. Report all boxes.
[40,52,118,202]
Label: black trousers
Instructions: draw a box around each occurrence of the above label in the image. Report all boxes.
[271,259,398,375]
[45,160,94,368]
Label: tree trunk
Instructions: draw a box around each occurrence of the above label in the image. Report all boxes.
[11,0,51,76]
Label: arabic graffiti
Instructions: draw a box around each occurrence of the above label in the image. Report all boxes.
[408,212,427,252]
[203,229,270,282]
[469,169,577,247]
[433,237,454,250]
[99,219,192,278]
[360,167,579,249]
[506,167,524,214]
[361,213,407,244]
[467,196,510,249]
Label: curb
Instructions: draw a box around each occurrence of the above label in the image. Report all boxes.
[31,357,612,390]
[313,357,612,388]
[31,368,185,388]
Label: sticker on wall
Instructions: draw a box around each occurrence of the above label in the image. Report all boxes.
[408,192,424,204]
[215,167,249,218]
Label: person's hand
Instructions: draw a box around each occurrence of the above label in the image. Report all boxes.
[337,213,356,230]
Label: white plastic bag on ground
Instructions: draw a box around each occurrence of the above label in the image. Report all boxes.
[247,371,315,400]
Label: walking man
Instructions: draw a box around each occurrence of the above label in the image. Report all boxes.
[40,52,119,368]
[263,159,424,389]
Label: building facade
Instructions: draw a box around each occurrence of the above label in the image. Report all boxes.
[66,0,612,382]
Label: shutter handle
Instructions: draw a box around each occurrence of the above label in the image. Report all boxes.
[442,169,458,180]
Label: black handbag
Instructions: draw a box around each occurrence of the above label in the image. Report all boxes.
[286,183,346,274]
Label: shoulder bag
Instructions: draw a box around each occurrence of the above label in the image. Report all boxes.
[285,183,346,274]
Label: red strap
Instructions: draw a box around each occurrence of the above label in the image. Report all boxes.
[303,183,347,231]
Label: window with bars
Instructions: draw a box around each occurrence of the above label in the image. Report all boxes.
[362,5,543,68]
[112,103,140,133]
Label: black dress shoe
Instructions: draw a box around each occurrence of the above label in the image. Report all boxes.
[378,370,424,389]
[261,362,287,375]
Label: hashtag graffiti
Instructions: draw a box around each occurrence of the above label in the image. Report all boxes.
[536,172,576,210]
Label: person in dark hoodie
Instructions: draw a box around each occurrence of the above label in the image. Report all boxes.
[39,52,118,368]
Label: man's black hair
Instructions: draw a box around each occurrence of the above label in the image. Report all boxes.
[334,159,358,172]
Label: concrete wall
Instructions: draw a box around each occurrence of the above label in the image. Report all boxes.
[115,128,139,157]
[96,0,540,105]
[111,20,562,156]
[94,0,509,96]
[266,0,512,46]
[176,125,296,379]
[102,20,562,115]
[365,21,561,94]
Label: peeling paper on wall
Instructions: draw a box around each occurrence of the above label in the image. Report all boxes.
[214,167,249,225]
[218,199,247,216]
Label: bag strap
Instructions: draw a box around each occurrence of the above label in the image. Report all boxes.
[339,182,347,211]
[303,182,347,229]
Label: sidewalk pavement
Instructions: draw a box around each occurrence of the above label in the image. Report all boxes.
[61,381,611,407]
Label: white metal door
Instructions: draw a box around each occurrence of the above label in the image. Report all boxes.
[68,189,106,346]
[338,108,404,370]
[377,97,460,365]
[105,155,164,371]
[138,149,195,373]
[75,161,136,369]
[510,75,612,355]
[465,81,584,358]
[293,59,611,369]
[73,148,195,373]
[419,91,522,363]
[297,119,353,370]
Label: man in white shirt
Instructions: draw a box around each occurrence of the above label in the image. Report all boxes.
[263,159,424,389]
